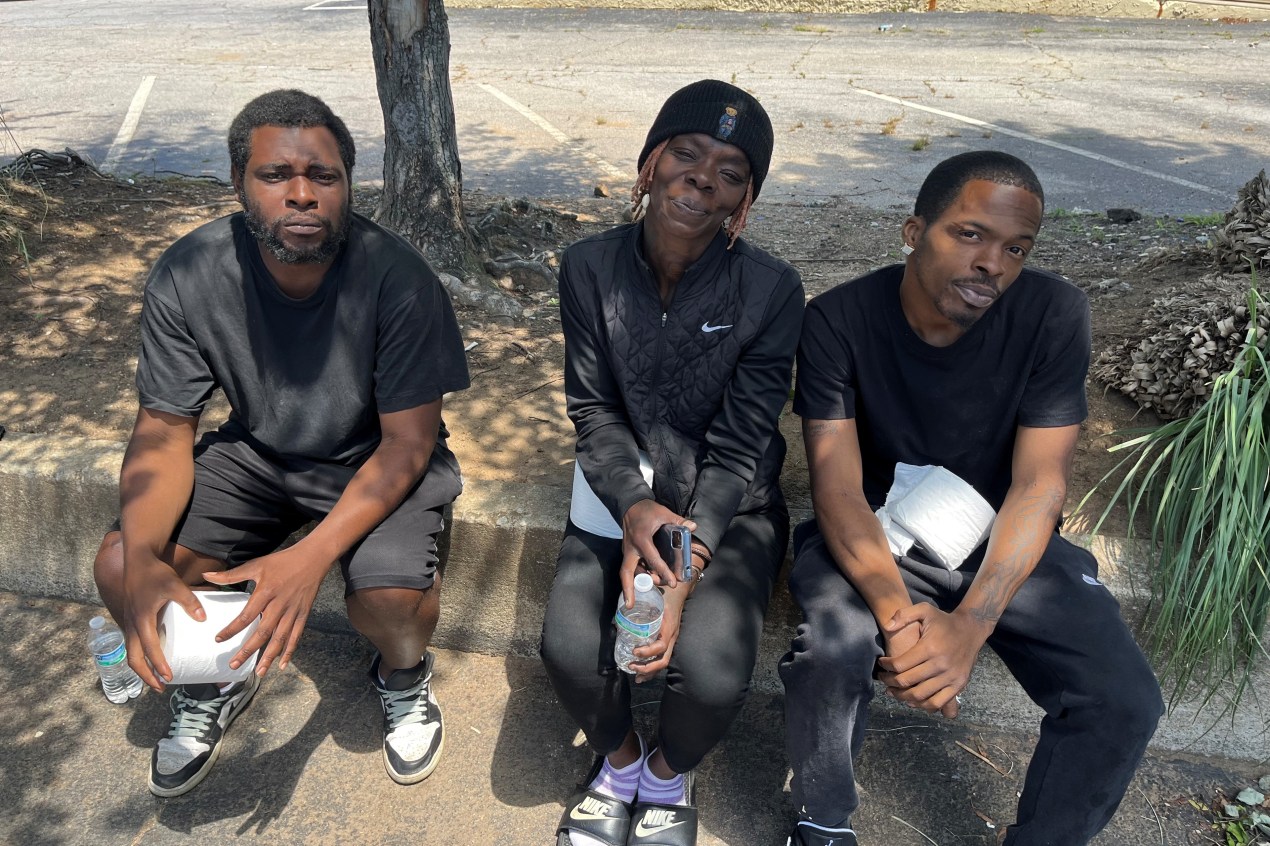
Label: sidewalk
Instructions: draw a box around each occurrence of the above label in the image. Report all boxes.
[3,591,1259,846]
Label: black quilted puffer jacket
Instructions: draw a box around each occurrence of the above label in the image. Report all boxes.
[560,221,805,553]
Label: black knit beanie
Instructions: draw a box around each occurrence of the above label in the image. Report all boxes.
[638,79,775,200]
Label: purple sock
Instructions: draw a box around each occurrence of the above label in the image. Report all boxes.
[638,760,686,806]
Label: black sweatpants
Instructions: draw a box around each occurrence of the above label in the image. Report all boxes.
[540,511,788,774]
[779,521,1164,846]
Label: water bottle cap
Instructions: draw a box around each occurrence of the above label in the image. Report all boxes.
[89,616,106,629]
[633,572,654,592]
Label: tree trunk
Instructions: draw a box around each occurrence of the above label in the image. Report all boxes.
[368,0,479,277]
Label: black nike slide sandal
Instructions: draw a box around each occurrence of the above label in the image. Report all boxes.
[626,770,697,846]
[557,755,635,846]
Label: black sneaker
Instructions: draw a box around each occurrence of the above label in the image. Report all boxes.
[370,652,444,784]
[787,821,858,846]
[148,673,261,797]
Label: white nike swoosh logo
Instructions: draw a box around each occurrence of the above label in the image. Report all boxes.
[570,805,616,822]
[701,322,733,332]
[635,819,688,837]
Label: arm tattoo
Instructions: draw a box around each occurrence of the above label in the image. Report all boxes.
[806,420,842,438]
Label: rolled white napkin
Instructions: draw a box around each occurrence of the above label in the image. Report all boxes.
[874,463,996,570]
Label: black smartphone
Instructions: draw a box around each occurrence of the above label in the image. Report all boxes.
[654,524,693,581]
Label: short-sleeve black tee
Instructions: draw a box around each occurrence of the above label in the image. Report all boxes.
[135,211,470,466]
[794,264,1089,511]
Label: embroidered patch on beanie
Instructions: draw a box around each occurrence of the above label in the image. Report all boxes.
[717,106,738,141]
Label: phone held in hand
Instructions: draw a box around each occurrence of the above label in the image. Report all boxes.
[655,524,693,582]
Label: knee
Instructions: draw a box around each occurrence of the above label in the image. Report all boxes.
[349,586,429,625]
[1106,664,1165,737]
[539,606,592,680]
[780,612,878,696]
[1075,651,1164,743]
[93,532,124,592]
[673,652,754,714]
[538,622,563,673]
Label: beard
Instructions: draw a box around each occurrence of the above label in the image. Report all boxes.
[243,197,350,265]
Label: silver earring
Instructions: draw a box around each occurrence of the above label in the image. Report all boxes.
[901,244,914,256]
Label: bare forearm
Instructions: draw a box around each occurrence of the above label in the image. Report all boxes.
[119,430,195,561]
[804,417,911,626]
[299,436,432,563]
[957,480,1064,629]
[816,489,912,625]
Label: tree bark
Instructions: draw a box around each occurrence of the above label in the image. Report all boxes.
[368,0,479,277]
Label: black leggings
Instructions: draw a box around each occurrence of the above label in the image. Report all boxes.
[540,511,788,774]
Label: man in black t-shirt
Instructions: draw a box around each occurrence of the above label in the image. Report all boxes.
[92,90,470,796]
[779,152,1163,846]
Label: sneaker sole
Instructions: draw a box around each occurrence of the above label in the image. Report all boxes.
[384,704,445,785]
[147,674,262,798]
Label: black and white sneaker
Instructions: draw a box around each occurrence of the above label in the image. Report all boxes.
[787,821,858,846]
[148,674,261,797]
[370,652,444,784]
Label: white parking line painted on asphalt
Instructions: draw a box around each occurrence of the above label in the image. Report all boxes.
[102,75,156,173]
[851,86,1227,199]
[476,82,627,182]
[303,0,366,10]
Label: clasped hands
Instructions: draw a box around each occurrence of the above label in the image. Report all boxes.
[875,603,994,719]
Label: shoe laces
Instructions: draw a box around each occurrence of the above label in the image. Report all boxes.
[167,687,230,739]
[379,678,432,730]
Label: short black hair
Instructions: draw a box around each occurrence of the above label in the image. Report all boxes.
[227,89,355,183]
[913,151,1044,222]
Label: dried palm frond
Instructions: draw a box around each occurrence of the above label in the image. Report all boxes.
[1214,170,1270,275]
[1093,273,1269,419]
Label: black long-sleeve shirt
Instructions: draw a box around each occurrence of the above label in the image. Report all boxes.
[559,222,804,552]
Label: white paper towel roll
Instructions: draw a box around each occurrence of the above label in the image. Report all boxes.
[159,591,261,684]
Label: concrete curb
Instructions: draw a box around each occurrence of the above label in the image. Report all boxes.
[2,431,1266,760]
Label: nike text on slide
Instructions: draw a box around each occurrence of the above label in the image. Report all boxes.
[635,809,688,837]
[571,795,620,822]
[701,322,733,332]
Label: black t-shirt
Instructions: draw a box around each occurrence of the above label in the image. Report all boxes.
[794,264,1089,511]
[136,211,470,466]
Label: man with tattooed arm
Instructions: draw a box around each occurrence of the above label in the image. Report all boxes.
[777,151,1163,846]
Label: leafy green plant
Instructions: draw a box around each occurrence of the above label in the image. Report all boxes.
[1184,212,1225,227]
[1083,280,1270,707]
[1190,785,1270,845]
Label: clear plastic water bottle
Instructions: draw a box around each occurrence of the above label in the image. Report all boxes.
[614,572,664,674]
[88,616,143,703]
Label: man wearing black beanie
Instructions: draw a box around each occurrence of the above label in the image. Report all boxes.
[541,79,802,846]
